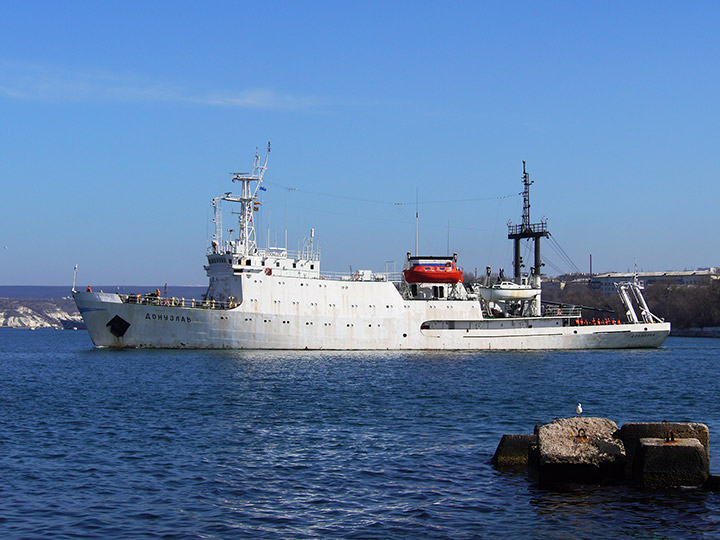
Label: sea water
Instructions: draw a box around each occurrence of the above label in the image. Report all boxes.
[0,331,718,539]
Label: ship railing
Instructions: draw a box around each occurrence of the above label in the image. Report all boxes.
[120,294,239,310]
[507,221,548,236]
[544,305,583,317]
[318,271,403,283]
[206,245,321,262]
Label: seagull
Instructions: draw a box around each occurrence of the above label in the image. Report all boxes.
[576,403,583,416]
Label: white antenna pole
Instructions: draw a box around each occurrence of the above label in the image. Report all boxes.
[415,188,419,255]
[447,220,450,256]
[72,264,78,293]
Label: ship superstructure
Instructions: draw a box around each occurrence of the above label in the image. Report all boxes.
[74,150,670,349]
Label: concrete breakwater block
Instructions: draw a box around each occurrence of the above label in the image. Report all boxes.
[491,434,537,469]
[532,417,625,484]
[634,437,709,489]
[619,422,709,479]
[493,418,716,489]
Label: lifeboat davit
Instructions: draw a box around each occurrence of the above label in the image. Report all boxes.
[403,260,463,284]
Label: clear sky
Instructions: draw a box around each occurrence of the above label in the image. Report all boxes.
[1,1,719,286]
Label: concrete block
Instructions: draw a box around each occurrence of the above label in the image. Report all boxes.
[534,417,626,484]
[634,437,709,488]
[620,422,709,478]
[491,434,536,469]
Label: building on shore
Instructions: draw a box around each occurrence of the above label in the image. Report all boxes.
[591,269,720,295]
[542,268,720,296]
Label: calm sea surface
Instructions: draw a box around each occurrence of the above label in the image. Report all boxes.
[1,331,719,539]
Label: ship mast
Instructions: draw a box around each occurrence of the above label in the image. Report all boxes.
[507,161,549,282]
[221,143,270,256]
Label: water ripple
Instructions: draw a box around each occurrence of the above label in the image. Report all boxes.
[0,332,718,538]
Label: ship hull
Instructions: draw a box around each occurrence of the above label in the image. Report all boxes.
[74,290,670,350]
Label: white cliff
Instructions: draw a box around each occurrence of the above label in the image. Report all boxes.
[0,298,84,329]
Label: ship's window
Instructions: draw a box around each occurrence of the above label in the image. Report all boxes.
[244,260,250,266]
[310,264,314,270]
[293,263,297,268]
[276,262,280,267]
[261,261,265,266]
[411,284,417,296]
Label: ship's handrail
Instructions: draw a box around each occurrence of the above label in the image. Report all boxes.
[319,271,403,282]
[507,221,548,236]
[543,305,583,317]
[207,245,321,261]
[120,294,238,310]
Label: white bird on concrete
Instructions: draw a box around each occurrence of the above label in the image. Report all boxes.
[576,403,583,416]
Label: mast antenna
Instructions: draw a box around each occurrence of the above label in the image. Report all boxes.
[521,160,533,228]
[226,142,271,256]
[507,161,549,282]
[415,188,419,255]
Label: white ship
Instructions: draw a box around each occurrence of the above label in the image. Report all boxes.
[73,149,670,349]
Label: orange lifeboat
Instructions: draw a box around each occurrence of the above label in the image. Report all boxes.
[403,259,463,284]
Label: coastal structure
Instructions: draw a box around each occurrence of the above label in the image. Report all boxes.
[591,269,720,295]
[73,149,670,349]
[544,269,720,296]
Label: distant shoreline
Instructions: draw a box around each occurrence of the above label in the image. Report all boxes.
[0,285,206,299]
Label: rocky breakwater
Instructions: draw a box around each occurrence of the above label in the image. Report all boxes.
[0,297,84,329]
[493,417,717,490]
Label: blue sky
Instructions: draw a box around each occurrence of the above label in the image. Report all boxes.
[1,1,719,285]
